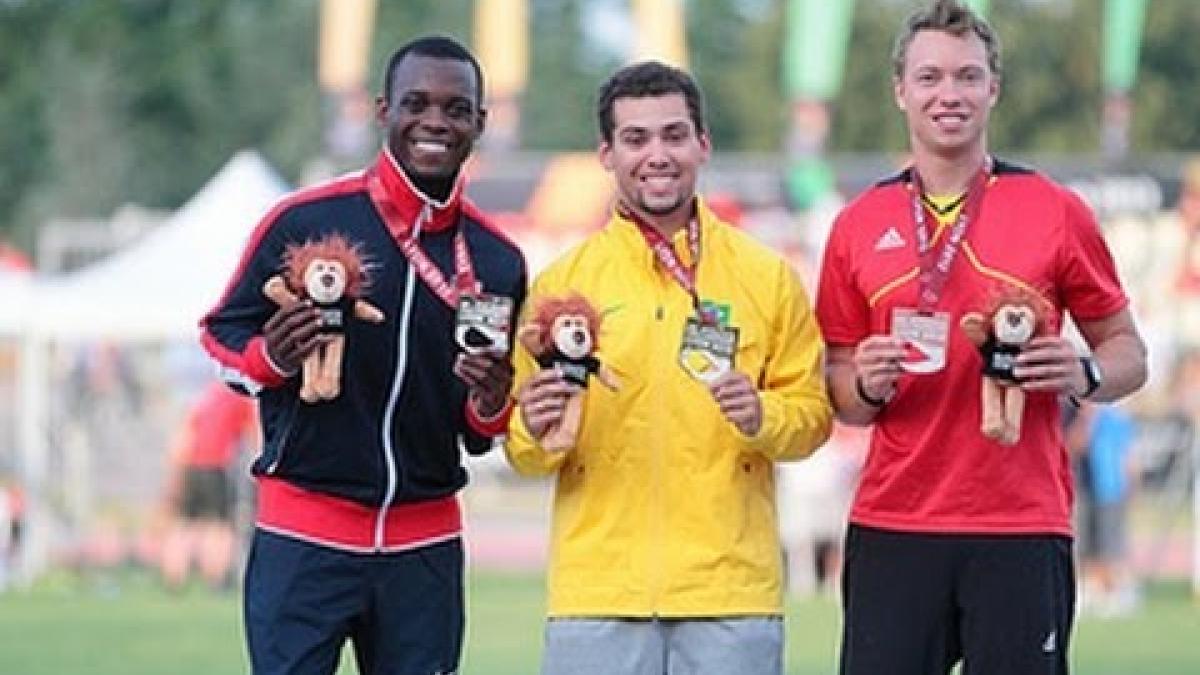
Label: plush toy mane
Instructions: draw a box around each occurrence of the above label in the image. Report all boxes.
[979,285,1054,336]
[528,293,603,352]
[282,234,369,298]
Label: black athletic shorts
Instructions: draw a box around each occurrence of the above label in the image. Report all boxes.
[179,467,233,521]
[839,524,1075,675]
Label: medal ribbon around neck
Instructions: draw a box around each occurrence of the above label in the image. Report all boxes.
[909,161,990,314]
[367,168,479,308]
[621,202,717,325]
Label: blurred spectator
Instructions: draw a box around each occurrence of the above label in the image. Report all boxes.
[1103,157,1200,417]
[1174,158,1200,298]
[777,424,867,597]
[1145,351,1200,490]
[0,241,31,274]
[1067,402,1140,617]
[156,381,256,591]
[704,191,744,228]
[65,342,144,428]
[0,478,23,591]
[1119,157,1200,351]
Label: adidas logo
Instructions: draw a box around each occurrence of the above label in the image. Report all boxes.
[1041,630,1057,654]
[874,226,906,251]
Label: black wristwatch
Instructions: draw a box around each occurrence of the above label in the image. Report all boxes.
[855,376,892,408]
[1077,355,1103,400]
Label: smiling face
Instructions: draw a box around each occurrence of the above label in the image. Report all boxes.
[599,93,711,233]
[376,54,484,181]
[894,29,998,161]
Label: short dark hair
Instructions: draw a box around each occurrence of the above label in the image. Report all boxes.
[382,35,485,105]
[595,61,707,143]
[892,0,1001,78]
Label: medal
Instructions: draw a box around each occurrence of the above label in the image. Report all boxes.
[679,318,739,383]
[455,293,513,354]
[891,308,950,373]
[622,202,741,383]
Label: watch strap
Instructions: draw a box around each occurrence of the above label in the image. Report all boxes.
[1079,356,1102,398]
[855,376,889,408]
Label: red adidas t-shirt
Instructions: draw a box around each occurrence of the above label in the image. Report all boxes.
[815,161,1128,536]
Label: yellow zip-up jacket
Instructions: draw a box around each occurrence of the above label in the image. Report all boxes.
[506,199,832,617]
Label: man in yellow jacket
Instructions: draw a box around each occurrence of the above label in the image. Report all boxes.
[506,61,833,675]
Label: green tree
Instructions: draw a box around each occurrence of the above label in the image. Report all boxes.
[689,0,787,152]
[988,0,1103,154]
[372,0,475,93]
[520,0,616,151]
[0,0,322,249]
[1134,0,1200,151]
[830,0,912,154]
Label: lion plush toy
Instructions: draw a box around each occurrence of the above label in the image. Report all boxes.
[960,288,1050,445]
[263,234,384,403]
[519,293,620,452]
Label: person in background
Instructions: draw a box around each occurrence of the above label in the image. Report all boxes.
[157,380,257,591]
[1169,158,1200,343]
[0,476,21,591]
[1067,401,1140,617]
[507,61,832,675]
[815,1,1147,673]
[777,424,867,597]
[200,35,526,675]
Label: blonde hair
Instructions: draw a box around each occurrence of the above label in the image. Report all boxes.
[892,0,1001,78]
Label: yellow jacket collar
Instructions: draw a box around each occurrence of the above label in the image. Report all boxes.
[607,197,719,268]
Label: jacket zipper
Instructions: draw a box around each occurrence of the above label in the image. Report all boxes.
[265,398,300,474]
[649,269,670,611]
[374,206,428,549]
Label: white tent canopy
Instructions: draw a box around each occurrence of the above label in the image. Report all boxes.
[29,150,288,341]
[13,151,287,585]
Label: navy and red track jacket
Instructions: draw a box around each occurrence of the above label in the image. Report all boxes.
[200,150,526,552]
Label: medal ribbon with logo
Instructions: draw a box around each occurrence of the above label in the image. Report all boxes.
[367,169,479,307]
[621,201,718,326]
[909,159,991,313]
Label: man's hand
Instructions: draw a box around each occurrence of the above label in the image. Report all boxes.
[454,350,515,418]
[263,301,324,374]
[709,371,763,437]
[516,369,578,443]
[1014,336,1086,394]
[852,335,906,403]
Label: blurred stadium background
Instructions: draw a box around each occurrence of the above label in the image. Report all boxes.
[0,0,1198,672]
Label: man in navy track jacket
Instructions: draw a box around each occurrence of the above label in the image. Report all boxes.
[200,35,526,675]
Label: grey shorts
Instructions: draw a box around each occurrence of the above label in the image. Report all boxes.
[541,616,783,675]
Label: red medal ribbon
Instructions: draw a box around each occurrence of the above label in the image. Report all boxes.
[622,202,716,324]
[909,161,991,314]
[367,169,479,308]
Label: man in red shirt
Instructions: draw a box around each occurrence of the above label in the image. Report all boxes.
[158,380,256,590]
[815,2,1146,673]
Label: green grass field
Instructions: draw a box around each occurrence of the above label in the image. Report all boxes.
[0,571,1197,674]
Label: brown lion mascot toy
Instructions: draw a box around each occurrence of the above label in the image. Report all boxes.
[263,234,384,403]
[519,293,620,452]
[960,287,1051,445]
